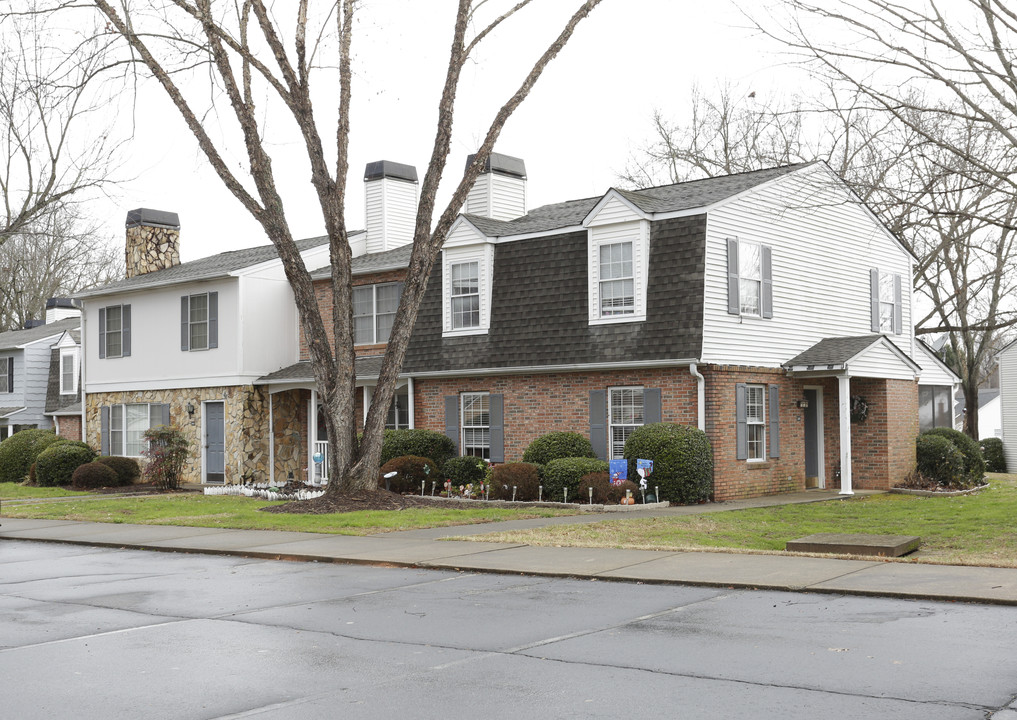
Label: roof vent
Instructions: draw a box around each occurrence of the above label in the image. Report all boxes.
[44,298,81,325]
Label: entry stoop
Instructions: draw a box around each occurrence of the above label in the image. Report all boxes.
[786,533,920,557]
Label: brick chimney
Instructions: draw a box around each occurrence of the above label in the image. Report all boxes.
[464,152,526,221]
[125,208,181,279]
[363,161,418,254]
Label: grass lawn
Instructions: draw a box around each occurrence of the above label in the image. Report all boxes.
[0,492,578,535]
[0,482,90,500]
[456,474,1017,568]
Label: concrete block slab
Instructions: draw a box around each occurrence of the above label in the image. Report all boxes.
[245,536,525,564]
[599,551,880,589]
[810,562,1017,603]
[0,518,83,533]
[420,544,677,576]
[140,528,326,551]
[787,533,920,557]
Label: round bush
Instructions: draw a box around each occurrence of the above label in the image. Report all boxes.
[522,432,597,466]
[95,456,142,486]
[980,437,1007,474]
[442,455,487,486]
[915,434,965,487]
[542,457,609,503]
[71,461,120,489]
[0,429,63,483]
[579,472,640,504]
[922,427,985,486]
[490,462,542,501]
[379,455,438,494]
[380,429,456,470]
[35,443,97,486]
[623,423,713,504]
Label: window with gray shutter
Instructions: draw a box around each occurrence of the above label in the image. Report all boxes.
[727,238,740,315]
[444,396,460,454]
[769,384,780,458]
[122,304,132,357]
[98,308,106,359]
[100,406,110,456]
[589,390,607,460]
[735,383,747,460]
[489,394,504,463]
[0,357,12,393]
[761,246,773,319]
[208,292,219,349]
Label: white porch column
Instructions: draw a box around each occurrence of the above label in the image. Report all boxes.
[309,388,317,484]
[838,374,853,495]
[268,392,275,485]
[407,377,415,429]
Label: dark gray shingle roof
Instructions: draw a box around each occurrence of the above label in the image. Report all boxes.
[0,318,80,351]
[0,407,26,419]
[309,244,413,280]
[783,335,885,367]
[75,235,331,298]
[257,355,387,384]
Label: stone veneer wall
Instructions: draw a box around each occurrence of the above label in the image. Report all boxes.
[270,389,310,483]
[85,385,269,484]
[126,224,181,278]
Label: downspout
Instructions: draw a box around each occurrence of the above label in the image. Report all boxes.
[80,308,87,445]
[689,362,705,431]
[407,376,415,429]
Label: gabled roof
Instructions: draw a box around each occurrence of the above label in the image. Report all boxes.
[783,334,921,374]
[0,318,80,351]
[309,244,413,281]
[257,355,386,384]
[75,235,334,298]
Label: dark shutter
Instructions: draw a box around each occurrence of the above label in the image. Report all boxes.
[6,357,13,393]
[98,307,106,359]
[208,292,219,349]
[181,296,190,351]
[769,384,780,459]
[444,396,460,454]
[100,406,110,456]
[735,383,747,460]
[870,269,880,333]
[589,390,607,460]
[761,245,773,319]
[122,305,132,357]
[643,388,661,425]
[727,238,740,315]
[893,274,902,335]
[488,394,504,463]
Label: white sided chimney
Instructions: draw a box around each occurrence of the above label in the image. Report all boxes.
[44,298,81,324]
[464,152,526,221]
[363,161,418,254]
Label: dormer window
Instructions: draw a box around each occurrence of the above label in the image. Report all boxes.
[451,261,480,330]
[588,220,648,324]
[60,349,77,395]
[442,244,493,337]
[599,242,634,316]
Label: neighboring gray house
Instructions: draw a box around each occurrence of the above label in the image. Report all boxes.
[44,327,83,441]
[0,301,81,441]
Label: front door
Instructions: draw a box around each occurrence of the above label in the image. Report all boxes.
[204,401,225,484]
[804,388,822,488]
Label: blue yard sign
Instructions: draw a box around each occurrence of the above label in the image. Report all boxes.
[609,459,628,485]
[636,459,653,477]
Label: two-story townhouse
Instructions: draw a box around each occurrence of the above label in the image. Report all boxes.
[0,300,82,441]
[43,325,84,440]
[75,209,332,484]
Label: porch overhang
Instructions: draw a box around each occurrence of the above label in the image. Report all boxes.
[0,407,26,420]
[256,356,394,393]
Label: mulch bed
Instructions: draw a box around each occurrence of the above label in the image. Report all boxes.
[892,475,984,493]
[263,488,567,514]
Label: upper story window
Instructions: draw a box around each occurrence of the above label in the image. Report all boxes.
[98,304,131,359]
[588,221,648,325]
[60,350,77,395]
[869,269,902,335]
[609,387,644,459]
[180,292,218,351]
[0,357,11,393]
[354,282,402,345]
[726,239,772,319]
[451,261,480,330]
[599,242,634,316]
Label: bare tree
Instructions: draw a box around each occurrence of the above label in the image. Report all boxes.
[19,1,605,502]
[0,206,119,331]
[0,9,120,246]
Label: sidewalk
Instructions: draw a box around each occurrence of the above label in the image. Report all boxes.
[3,491,1017,606]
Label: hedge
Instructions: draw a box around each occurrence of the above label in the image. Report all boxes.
[380,455,438,494]
[622,423,713,504]
[542,457,608,502]
[442,455,488,486]
[0,429,63,483]
[380,429,456,470]
[95,456,142,486]
[922,427,984,486]
[71,462,120,489]
[35,442,97,486]
[915,433,965,487]
[522,432,597,466]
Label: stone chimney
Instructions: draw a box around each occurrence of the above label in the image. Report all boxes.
[125,208,181,279]
[45,298,81,324]
[363,161,418,254]
[464,152,526,221]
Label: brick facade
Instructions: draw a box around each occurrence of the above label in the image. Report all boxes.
[54,414,82,442]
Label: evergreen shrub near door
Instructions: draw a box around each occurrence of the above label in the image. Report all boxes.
[95,456,142,486]
[914,433,965,488]
[623,423,713,504]
[34,442,97,486]
[442,455,488,486]
[71,461,120,489]
[522,432,598,466]
[380,429,457,470]
[542,457,609,502]
[489,462,542,501]
[0,429,63,483]
[980,437,1007,474]
[922,427,985,486]
[379,455,438,494]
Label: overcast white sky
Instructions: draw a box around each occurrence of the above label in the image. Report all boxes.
[97,0,803,263]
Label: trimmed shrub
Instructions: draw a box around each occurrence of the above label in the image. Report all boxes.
[0,429,63,483]
[490,462,542,501]
[980,437,1007,474]
[543,457,609,503]
[380,455,438,494]
[623,423,713,504]
[915,433,965,487]
[522,432,597,466]
[71,461,120,489]
[95,456,142,486]
[443,455,488,486]
[380,429,456,470]
[923,427,985,486]
[35,442,97,486]
[580,472,640,504]
[142,425,190,490]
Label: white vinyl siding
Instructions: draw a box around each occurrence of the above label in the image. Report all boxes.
[364,176,417,253]
[849,341,919,380]
[746,385,766,461]
[701,165,914,367]
[998,345,1017,472]
[608,387,644,459]
[465,172,526,221]
[461,392,490,459]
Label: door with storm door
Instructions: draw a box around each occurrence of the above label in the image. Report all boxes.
[204,401,225,484]
[803,388,823,489]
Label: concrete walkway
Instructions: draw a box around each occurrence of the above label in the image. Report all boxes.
[3,489,1016,606]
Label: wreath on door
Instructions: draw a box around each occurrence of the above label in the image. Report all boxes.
[850,395,869,423]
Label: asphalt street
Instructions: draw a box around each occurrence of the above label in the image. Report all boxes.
[3,541,1016,719]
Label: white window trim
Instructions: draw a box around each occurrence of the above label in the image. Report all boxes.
[608,386,645,460]
[186,292,210,352]
[878,270,896,334]
[461,391,491,459]
[745,384,766,462]
[103,304,124,359]
[59,349,77,395]
[588,220,649,325]
[738,240,763,318]
[442,244,494,337]
[0,357,10,394]
[108,402,161,458]
[354,282,401,345]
